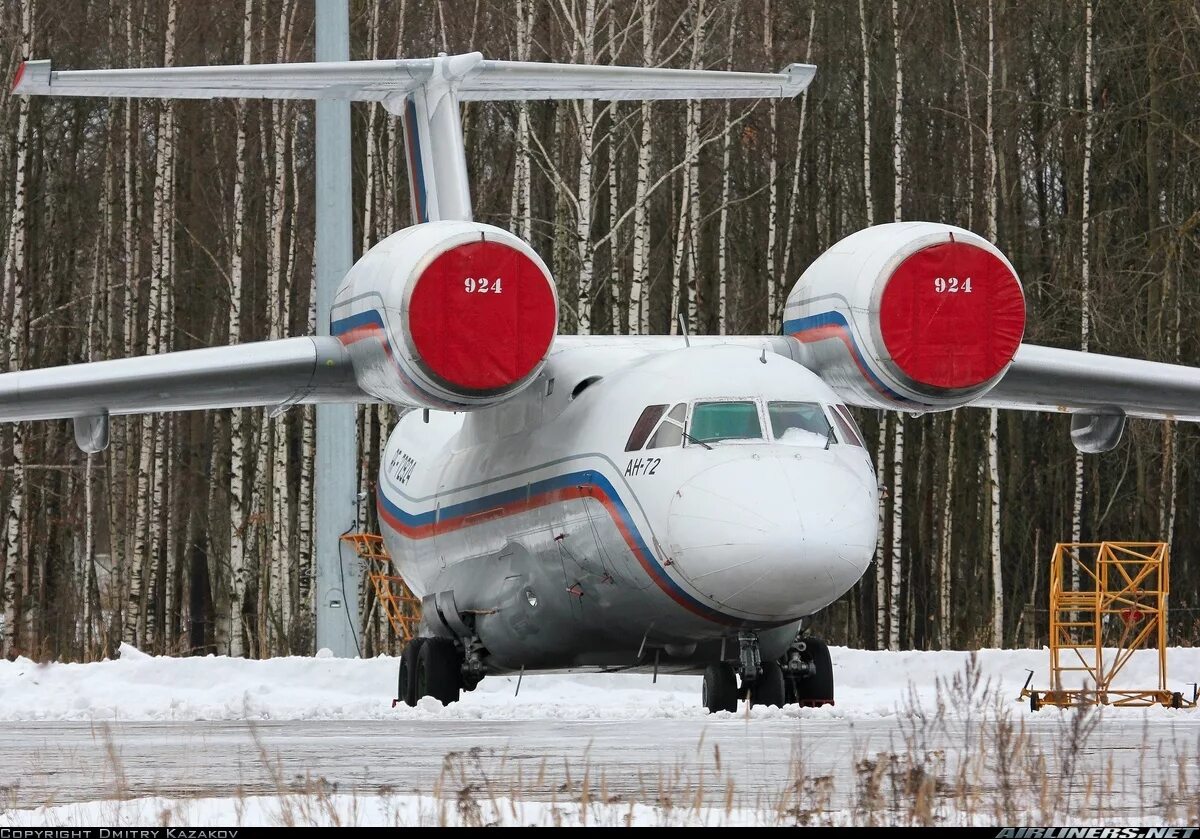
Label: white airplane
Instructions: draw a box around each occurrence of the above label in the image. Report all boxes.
[9,54,1200,712]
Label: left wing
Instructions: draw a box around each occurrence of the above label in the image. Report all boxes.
[0,336,369,423]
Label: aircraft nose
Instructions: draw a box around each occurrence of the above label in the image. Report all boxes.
[665,454,877,621]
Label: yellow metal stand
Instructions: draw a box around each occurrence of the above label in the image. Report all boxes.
[1023,541,1195,710]
[340,533,422,643]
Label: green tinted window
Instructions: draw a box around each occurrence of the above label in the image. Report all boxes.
[689,401,762,443]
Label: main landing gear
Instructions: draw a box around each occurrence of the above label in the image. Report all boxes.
[396,635,486,707]
[702,633,835,713]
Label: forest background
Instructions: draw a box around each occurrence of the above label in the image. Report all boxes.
[1,0,1198,660]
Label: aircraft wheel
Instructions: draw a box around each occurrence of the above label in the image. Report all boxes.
[702,663,738,713]
[746,661,786,708]
[398,637,426,708]
[791,637,834,707]
[417,637,462,706]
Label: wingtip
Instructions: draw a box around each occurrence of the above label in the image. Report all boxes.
[11,60,26,94]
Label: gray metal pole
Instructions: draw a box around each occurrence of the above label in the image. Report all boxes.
[314,0,359,657]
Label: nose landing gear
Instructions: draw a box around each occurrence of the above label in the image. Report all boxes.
[700,632,835,713]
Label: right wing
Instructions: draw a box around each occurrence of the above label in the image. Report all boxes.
[0,336,370,423]
[975,343,1200,422]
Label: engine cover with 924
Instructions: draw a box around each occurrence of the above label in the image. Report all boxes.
[331,220,559,410]
[783,222,1027,412]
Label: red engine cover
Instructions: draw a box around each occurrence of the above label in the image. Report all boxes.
[408,240,558,393]
[879,240,1025,390]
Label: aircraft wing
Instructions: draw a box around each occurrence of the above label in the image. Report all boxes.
[973,344,1200,422]
[11,53,814,104]
[0,336,369,423]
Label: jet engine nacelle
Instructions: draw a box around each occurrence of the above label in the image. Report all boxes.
[331,221,558,410]
[782,222,1026,411]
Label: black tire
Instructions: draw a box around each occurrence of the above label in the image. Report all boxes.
[398,637,427,708]
[792,637,834,707]
[1029,690,1041,712]
[702,663,738,713]
[1171,691,1183,709]
[748,660,786,708]
[417,637,462,706]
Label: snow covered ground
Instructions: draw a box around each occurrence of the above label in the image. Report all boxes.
[4,646,1200,826]
[3,793,1189,828]
[1,643,1198,722]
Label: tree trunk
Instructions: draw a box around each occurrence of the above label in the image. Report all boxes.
[1,0,33,657]
[887,0,904,651]
[629,0,655,335]
[938,411,957,648]
[858,0,874,228]
[780,6,817,305]
[984,0,1003,642]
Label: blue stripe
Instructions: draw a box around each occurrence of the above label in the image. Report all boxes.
[330,308,466,411]
[379,469,760,627]
[330,309,384,337]
[404,95,429,224]
[783,312,915,405]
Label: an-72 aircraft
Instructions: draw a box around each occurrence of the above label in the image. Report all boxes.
[8,54,1200,712]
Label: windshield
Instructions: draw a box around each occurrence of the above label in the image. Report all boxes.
[769,401,833,447]
[689,401,763,443]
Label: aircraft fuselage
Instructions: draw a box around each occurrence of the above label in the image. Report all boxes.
[377,343,878,674]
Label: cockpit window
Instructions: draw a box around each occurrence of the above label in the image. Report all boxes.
[769,401,834,447]
[647,402,687,449]
[832,404,866,448]
[689,401,763,443]
[626,404,668,452]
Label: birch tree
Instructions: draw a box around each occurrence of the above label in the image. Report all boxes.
[1,0,34,656]
[1071,0,1093,564]
[629,0,655,335]
[887,0,904,652]
[221,0,255,658]
[984,0,1003,645]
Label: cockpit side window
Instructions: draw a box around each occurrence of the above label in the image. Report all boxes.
[689,401,763,443]
[832,404,866,448]
[768,401,834,447]
[647,402,687,449]
[626,404,668,452]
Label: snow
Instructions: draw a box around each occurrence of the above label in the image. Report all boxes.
[1,642,1198,722]
[2,793,1184,828]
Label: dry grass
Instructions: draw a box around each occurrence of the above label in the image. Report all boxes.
[7,655,1199,826]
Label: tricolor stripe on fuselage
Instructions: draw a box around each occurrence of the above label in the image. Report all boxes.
[330,308,466,411]
[378,468,777,628]
[783,311,916,406]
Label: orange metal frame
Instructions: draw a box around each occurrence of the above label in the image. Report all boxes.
[340,533,422,643]
[1025,541,1193,710]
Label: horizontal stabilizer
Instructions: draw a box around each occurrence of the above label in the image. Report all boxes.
[0,336,371,422]
[12,53,815,104]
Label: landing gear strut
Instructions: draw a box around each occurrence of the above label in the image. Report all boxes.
[735,630,784,707]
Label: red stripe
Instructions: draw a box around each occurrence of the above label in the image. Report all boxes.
[791,325,890,399]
